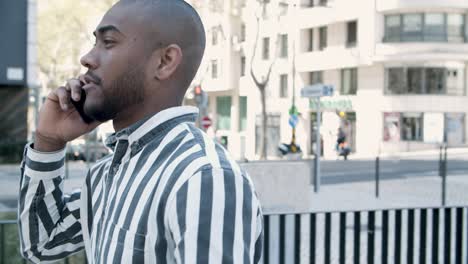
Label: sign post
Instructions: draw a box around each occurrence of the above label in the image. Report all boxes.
[301,84,334,193]
[201,116,212,130]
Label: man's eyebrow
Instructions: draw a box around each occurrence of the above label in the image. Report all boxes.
[93,25,124,37]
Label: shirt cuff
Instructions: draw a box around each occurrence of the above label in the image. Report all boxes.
[24,143,66,180]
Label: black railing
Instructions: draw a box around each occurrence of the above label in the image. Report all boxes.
[1,205,467,263]
[263,206,467,264]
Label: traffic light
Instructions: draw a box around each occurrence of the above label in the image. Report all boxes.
[194,85,202,96]
[193,85,208,108]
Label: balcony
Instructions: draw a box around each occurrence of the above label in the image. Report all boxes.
[377,0,468,12]
[374,42,468,62]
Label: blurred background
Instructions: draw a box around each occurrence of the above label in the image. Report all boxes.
[1,0,468,263]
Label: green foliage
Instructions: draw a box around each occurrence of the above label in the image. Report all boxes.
[0,212,87,263]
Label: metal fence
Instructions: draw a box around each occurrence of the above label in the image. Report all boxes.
[1,206,467,263]
[263,206,468,264]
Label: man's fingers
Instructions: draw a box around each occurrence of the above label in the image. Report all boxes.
[56,86,72,111]
[66,78,83,102]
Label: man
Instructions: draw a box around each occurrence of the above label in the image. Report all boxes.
[18,0,263,263]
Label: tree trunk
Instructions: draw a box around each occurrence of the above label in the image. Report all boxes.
[260,86,267,160]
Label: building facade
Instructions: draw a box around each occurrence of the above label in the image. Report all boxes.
[0,0,35,162]
[189,0,468,160]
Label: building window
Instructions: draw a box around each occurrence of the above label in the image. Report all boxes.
[303,0,314,7]
[402,14,423,41]
[279,74,288,98]
[425,68,446,94]
[446,113,466,145]
[209,0,224,12]
[279,1,288,16]
[280,34,288,58]
[309,71,323,84]
[424,13,445,42]
[385,15,401,42]
[262,37,270,59]
[319,26,327,50]
[239,96,247,131]
[341,68,357,95]
[216,96,232,130]
[308,28,314,51]
[386,68,405,94]
[383,113,401,142]
[401,113,423,141]
[346,21,358,47]
[384,13,467,43]
[447,14,465,42]
[212,28,218,45]
[318,0,327,6]
[211,60,218,79]
[385,67,464,95]
[240,56,246,77]
[240,23,246,42]
[407,68,423,94]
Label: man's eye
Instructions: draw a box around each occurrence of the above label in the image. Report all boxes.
[103,39,115,46]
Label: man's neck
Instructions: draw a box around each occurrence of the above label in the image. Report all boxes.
[112,102,180,132]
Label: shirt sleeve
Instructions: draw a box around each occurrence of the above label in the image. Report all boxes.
[18,143,84,263]
[166,167,263,264]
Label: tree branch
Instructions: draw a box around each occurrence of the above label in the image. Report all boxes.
[249,12,265,88]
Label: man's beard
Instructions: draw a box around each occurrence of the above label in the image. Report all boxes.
[88,66,146,122]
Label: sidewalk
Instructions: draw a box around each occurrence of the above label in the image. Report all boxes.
[303,146,468,161]
[260,171,468,215]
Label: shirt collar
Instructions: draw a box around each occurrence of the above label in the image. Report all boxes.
[105,106,199,150]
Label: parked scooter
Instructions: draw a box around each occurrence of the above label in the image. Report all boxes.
[337,141,351,160]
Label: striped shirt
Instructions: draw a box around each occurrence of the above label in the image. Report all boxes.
[18,106,263,263]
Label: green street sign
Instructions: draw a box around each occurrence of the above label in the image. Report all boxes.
[309,99,353,111]
[289,106,299,115]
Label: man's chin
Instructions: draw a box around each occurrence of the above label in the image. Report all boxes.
[85,106,115,123]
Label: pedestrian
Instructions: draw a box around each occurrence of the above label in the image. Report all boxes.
[18,0,263,263]
[336,127,346,151]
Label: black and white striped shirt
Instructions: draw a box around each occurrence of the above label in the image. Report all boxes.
[19,106,263,263]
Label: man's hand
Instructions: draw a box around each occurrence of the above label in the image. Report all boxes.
[35,76,101,152]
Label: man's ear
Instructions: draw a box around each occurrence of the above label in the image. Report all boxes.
[152,44,183,81]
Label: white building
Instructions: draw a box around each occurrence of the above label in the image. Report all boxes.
[188,0,468,160]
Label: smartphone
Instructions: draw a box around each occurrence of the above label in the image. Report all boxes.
[71,89,94,124]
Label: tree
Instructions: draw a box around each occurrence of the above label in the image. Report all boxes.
[37,0,116,90]
[249,0,279,160]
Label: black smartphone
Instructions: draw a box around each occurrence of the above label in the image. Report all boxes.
[71,89,94,124]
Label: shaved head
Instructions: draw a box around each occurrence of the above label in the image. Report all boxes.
[118,0,206,90]
[80,0,206,129]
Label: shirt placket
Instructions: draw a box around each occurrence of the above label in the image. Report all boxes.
[94,139,129,262]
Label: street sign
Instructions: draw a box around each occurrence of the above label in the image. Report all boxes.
[201,116,212,129]
[301,84,334,98]
[288,114,299,128]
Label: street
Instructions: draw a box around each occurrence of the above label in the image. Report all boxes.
[0,151,467,213]
[320,152,468,184]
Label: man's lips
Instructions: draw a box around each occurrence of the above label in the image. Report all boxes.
[83,73,101,86]
[82,82,98,91]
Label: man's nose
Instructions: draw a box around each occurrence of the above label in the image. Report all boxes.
[80,49,98,70]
